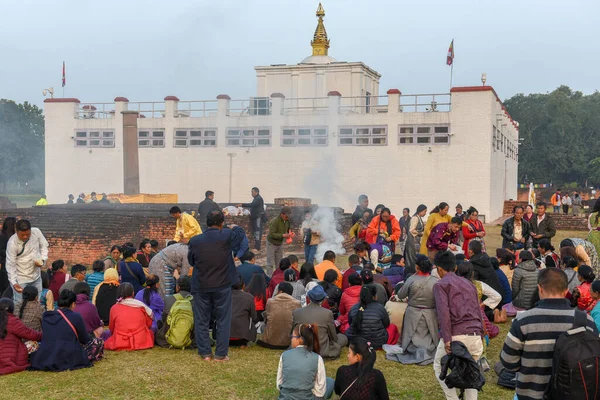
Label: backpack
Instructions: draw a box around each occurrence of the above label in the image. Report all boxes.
[165,294,194,349]
[546,310,600,399]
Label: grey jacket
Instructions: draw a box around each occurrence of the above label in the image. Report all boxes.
[292,302,346,359]
[512,260,539,309]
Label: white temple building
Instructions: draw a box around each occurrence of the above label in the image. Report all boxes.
[44,3,519,221]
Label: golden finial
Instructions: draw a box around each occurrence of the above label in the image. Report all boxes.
[311,3,330,56]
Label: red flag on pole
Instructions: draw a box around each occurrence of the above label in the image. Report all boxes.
[446,40,454,66]
[62,61,66,87]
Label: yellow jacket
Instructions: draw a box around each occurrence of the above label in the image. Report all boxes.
[36,198,48,206]
[420,213,452,255]
[174,213,202,242]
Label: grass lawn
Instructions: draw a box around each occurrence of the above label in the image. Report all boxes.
[1,225,589,399]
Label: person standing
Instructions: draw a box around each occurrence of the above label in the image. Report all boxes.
[530,202,557,248]
[35,195,48,206]
[461,207,486,256]
[351,194,371,225]
[197,190,221,232]
[500,268,598,400]
[454,204,466,220]
[420,202,452,256]
[501,205,531,250]
[67,194,75,204]
[76,193,85,204]
[301,211,320,264]
[404,205,427,273]
[238,187,265,251]
[5,220,48,304]
[572,191,582,216]
[266,206,292,275]
[432,251,484,400]
[398,208,411,256]
[550,188,562,214]
[187,210,247,361]
[562,192,571,215]
[0,217,17,296]
[170,206,202,243]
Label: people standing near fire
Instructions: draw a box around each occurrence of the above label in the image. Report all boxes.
[266,206,293,275]
[5,220,48,304]
[170,206,202,243]
[420,202,452,256]
[301,210,320,264]
[238,187,265,251]
[197,190,220,232]
[366,207,401,253]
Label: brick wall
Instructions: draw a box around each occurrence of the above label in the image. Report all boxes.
[0,204,354,268]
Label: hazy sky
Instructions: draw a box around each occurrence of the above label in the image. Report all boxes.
[1,0,598,107]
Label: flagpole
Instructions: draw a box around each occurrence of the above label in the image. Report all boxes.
[450,63,453,90]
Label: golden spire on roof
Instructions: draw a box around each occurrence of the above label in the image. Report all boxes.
[311,3,330,56]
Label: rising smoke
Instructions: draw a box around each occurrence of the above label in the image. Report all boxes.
[313,207,346,263]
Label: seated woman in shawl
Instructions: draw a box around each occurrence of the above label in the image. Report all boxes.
[105,282,154,351]
[92,268,120,325]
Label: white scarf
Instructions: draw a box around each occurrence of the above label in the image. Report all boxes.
[119,298,153,317]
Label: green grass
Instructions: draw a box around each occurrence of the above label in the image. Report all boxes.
[1,225,588,399]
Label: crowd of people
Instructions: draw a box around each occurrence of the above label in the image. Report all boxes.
[2,190,600,400]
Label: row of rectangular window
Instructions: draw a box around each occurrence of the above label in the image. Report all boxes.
[73,125,451,148]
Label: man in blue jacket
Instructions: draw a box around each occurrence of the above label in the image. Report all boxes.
[188,210,248,361]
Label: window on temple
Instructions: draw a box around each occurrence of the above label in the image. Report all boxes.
[226,128,271,147]
[138,130,165,148]
[74,130,114,148]
[398,125,450,146]
[281,127,328,147]
[338,126,387,146]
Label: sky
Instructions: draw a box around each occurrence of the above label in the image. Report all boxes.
[1,0,599,107]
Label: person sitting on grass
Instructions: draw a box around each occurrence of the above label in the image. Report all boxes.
[346,285,399,349]
[230,274,257,348]
[246,273,268,322]
[14,285,44,332]
[85,260,105,299]
[237,251,270,286]
[30,290,91,371]
[105,282,154,351]
[320,269,342,314]
[92,268,120,325]
[257,282,301,350]
[268,258,296,298]
[272,268,304,300]
[383,254,405,287]
[276,323,334,399]
[60,263,87,294]
[38,271,54,311]
[134,274,164,333]
[0,298,42,376]
[156,276,194,348]
[342,254,364,291]
[73,282,104,338]
[571,265,596,312]
[337,273,363,334]
[361,269,388,306]
[119,246,146,294]
[334,337,390,400]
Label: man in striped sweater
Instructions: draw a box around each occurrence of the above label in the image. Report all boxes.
[500,268,598,400]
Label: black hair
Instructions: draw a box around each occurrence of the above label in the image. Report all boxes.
[207,210,225,227]
[380,207,391,216]
[468,240,483,254]
[455,253,466,265]
[281,206,292,216]
[360,269,374,284]
[456,261,474,281]
[122,242,134,249]
[232,274,244,290]
[324,269,338,284]
[149,239,159,249]
[71,264,87,277]
[139,239,151,251]
[348,254,360,265]
[284,268,297,282]
[205,190,214,198]
[122,246,137,259]
[416,257,433,274]
[294,323,320,355]
[287,254,298,265]
[143,274,160,305]
[0,298,15,339]
[513,205,524,213]
[351,285,377,333]
[278,282,293,296]
[110,245,122,254]
[519,251,534,262]
[92,260,105,273]
[58,289,77,308]
[592,280,600,295]
[450,216,463,225]
[1,217,16,238]
[538,267,568,294]
[560,239,575,249]
[170,206,182,214]
[73,281,91,296]
[240,251,255,263]
[41,270,50,289]
[431,202,449,214]
[177,276,191,292]
[374,204,385,214]
[593,199,600,224]
[48,259,65,281]
[490,257,500,270]
[349,337,377,385]
[354,242,367,253]
[279,257,292,271]
[538,238,555,252]
[578,265,595,284]
[117,282,135,299]
[536,201,547,209]
[246,273,267,302]
[348,273,363,286]
[466,206,478,216]
[434,251,456,272]
[403,207,410,214]
[563,256,578,270]
[323,250,336,262]
[18,286,39,320]
[252,187,260,193]
[15,219,31,232]
[299,262,317,287]
[496,248,516,268]
[167,240,177,247]
[391,254,403,265]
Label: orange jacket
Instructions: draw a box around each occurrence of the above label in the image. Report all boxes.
[366,215,401,244]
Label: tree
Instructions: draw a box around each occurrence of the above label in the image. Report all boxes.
[0,99,45,191]
[504,86,600,186]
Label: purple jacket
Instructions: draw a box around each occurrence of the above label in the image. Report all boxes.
[426,223,459,251]
[135,289,164,332]
[383,266,405,287]
[73,293,103,333]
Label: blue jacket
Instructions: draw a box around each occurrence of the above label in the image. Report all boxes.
[188,225,247,293]
[495,268,512,304]
[119,260,146,294]
[237,262,270,286]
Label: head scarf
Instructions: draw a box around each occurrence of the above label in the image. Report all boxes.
[92,267,120,304]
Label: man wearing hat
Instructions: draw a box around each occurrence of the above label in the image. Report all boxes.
[292,285,348,359]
